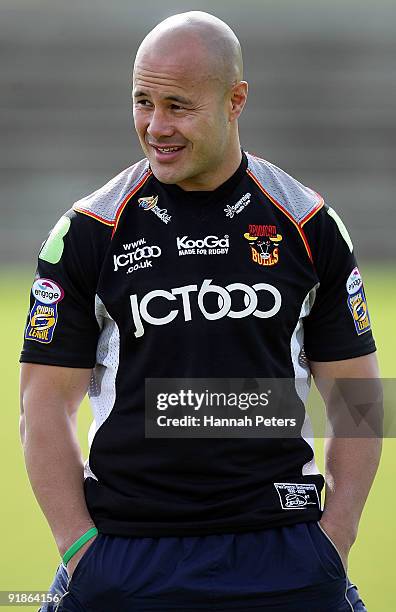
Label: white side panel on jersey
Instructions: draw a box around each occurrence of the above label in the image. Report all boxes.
[73,158,149,223]
[246,153,323,223]
[83,295,120,482]
[290,284,321,478]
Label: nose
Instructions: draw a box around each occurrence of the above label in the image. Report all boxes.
[147,107,175,141]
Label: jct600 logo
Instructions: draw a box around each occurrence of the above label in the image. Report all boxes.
[130,279,282,338]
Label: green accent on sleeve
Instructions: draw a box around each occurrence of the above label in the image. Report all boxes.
[39,216,71,264]
[326,207,353,252]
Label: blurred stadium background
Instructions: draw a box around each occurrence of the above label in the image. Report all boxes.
[1,0,395,609]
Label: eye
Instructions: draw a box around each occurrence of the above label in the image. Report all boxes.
[135,99,152,107]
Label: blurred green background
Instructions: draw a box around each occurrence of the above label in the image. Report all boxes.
[1,264,394,610]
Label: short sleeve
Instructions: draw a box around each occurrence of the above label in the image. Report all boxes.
[20,210,110,368]
[303,204,376,362]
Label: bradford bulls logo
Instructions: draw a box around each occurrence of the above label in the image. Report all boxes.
[244,224,282,267]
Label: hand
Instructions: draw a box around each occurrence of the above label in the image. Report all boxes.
[318,519,354,573]
[65,535,97,579]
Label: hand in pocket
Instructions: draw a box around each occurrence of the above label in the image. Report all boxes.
[66,535,98,580]
[318,520,351,573]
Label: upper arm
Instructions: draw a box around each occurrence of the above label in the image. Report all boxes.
[310,352,380,382]
[19,211,105,443]
[309,353,382,431]
[310,352,380,403]
[20,363,92,422]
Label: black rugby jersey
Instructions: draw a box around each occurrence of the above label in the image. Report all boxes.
[21,152,376,537]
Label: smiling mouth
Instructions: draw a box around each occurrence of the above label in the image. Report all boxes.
[149,144,185,154]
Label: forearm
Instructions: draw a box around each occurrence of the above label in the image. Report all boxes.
[21,408,95,556]
[321,436,382,546]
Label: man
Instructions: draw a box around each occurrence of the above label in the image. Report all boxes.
[20,11,380,611]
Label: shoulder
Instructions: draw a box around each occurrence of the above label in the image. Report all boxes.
[246,152,324,225]
[72,159,151,227]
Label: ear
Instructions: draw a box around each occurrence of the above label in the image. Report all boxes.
[229,81,248,121]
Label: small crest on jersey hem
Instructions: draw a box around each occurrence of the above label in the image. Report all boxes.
[274,482,320,510]
[244,224,282,267]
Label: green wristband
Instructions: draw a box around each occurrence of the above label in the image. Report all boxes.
[62,527,98,566]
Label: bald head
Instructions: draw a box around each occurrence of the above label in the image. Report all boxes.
[134,11,243,91]
[132,11,248,191]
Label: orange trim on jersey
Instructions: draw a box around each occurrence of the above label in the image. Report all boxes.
[73,169,152,231]
[73,208,115,227]
[246,168,323,263]
[112,170,153,238]
[300,199,324,227]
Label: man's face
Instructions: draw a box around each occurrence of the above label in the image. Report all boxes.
[133,47,231,190]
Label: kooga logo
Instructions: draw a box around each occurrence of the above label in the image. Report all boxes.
[177,235,229,250]
[130,279,282,338]
[176,235,229,257]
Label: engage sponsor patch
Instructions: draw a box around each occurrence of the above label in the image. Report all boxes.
[346,267,363,295]
[25,278,64,344]
[274,482,320,510]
